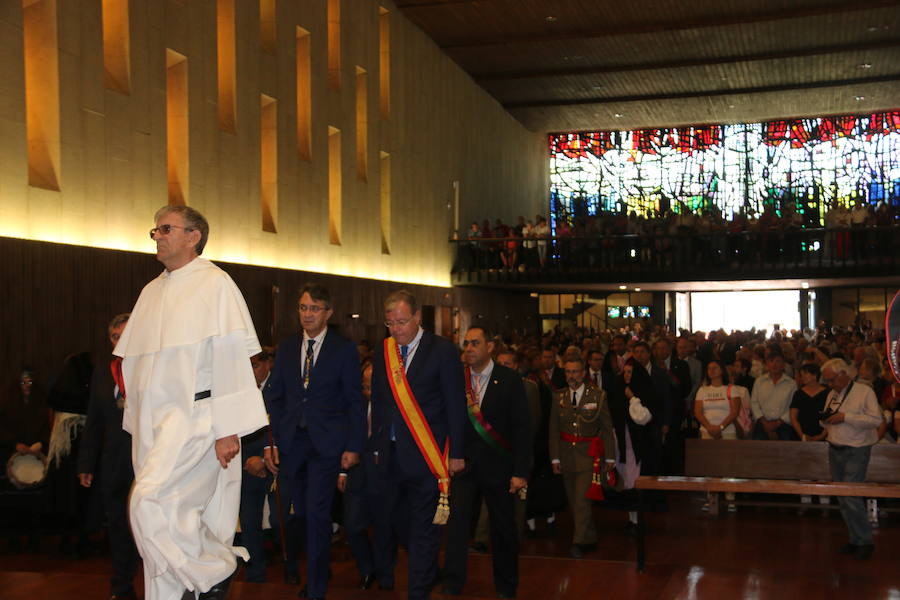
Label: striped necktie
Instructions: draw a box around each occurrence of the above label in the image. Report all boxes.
[303,339,314,388]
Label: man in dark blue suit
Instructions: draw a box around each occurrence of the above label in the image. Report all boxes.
[338,361,378,590]
[237,347,300,584]
[632,341,674,465]
[370,290,467,600]
[264,284,365,600]
[441,326,530,598]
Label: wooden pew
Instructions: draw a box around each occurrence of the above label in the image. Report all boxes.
[632,440,900,571]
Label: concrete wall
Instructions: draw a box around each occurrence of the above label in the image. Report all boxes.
[0,0,545,287]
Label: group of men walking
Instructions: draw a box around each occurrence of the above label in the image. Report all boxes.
[86,205,571,600]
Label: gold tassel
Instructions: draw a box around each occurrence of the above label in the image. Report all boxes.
[518,486,528,501]
[433,487,450,525]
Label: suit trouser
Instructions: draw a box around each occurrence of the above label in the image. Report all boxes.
[238,473,298,582]
[562,469,596,545]
[662,427,685,475]
[238,475,272,582]
[282,431,341,599]
[474,495,526,546]
[343,464,375,579]
[372,450,439,600]
[105,476,139,596]
[443,469,518,596]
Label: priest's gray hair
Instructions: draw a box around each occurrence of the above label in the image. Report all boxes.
[822,358,857,378]
[154,205,210,255]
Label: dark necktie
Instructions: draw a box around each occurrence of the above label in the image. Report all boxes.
[571,389,578,407]
[303,339,315,388]
[593,372,600,388]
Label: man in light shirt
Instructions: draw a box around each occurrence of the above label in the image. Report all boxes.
[750,352,798,440]
[821,358,882,561]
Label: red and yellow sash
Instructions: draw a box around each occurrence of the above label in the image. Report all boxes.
[384,337,451,524]
[464,366,511,456]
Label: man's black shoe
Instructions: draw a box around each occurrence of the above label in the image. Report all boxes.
[470,541,488,554]
[284,569,300,585]
[854,544,874,560]
[838,543,858,555]
[198,570,235,600]
[358,574,375,589]
[378,582,394,591]
[569,544,583,559]
[441,585,461,595]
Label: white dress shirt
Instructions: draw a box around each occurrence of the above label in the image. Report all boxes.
[400,327,424,372]
[469,359,494,407]
[302,327,329,371]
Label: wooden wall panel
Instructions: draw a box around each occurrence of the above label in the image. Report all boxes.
[0,237,538,389]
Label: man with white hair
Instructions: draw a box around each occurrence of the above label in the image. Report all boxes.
[820,358,882,561]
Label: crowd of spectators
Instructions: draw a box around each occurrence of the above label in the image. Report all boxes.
[455,199,900,272]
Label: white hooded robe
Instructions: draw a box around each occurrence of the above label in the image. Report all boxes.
[114,257,268,599]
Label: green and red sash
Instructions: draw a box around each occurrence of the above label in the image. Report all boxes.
[383,337,451,524]
[464,366,511,457]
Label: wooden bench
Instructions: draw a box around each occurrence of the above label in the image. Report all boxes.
[633,439,900,571]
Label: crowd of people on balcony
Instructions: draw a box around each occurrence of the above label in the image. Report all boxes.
[454,198,899,272]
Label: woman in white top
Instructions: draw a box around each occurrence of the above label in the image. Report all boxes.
[694,360,748,440]
[694,359,749,511]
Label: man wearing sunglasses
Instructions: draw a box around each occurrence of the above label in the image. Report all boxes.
[114,206,268,600]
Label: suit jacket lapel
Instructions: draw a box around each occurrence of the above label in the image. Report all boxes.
[405,330,431,381]
[480,373,500,413]
[309,329,333,383]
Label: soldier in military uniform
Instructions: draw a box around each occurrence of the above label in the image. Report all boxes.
[549,356,615,558]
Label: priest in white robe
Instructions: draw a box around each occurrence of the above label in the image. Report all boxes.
[114,205,268,600]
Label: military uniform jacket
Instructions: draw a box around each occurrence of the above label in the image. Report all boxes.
[549,385,615,473]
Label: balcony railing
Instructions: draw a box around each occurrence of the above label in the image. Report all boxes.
[451,226,900,286]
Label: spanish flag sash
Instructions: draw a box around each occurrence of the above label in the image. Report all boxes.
[464,366,511,457]
[384,336,451,524]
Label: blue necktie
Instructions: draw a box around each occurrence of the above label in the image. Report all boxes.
[391,344,409,441]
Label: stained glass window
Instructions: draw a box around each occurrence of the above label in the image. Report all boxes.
[549,110,900,227]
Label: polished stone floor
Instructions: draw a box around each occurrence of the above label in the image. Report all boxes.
[2,493,898,599]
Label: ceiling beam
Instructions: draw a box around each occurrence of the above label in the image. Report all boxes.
[502,74,900,109]
[436,0,900,49]
[475,39,900,81]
